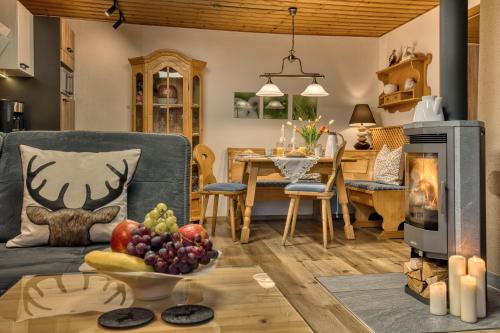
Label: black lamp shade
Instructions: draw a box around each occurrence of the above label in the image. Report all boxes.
[349,104,376,127]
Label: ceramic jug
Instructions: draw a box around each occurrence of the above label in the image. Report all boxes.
[325,132,337,157]
[412,95,444,122]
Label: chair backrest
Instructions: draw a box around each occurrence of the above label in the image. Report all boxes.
[325,133,347,192]
[193,144,217,190]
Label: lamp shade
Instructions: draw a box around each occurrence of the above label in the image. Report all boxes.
[300,78,329,97]
[349,104,376,127]
[257,78,284,97]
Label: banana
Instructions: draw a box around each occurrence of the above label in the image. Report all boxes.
[85,251,154,272]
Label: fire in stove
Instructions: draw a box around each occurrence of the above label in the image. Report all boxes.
[407,154,439,230]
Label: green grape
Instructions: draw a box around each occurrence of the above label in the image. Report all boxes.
[156,203,168,213]
[166,210,174,217]
[143,217,155,230]
[149,210,160,220]
[166,216,177,225]
[157,218,167,225]
[169,224,179,233]
[154,222,168,234]
[144,213,151,221]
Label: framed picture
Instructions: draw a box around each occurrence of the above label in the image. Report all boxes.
[292,95,317,120]
[263,96,288,119]
[234,92,260,118]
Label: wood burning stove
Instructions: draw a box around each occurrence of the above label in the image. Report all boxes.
[403,121,486,260]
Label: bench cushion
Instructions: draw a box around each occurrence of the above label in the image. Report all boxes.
[345,180,406,191]
[285,183,326,193]
[204,182,247,192]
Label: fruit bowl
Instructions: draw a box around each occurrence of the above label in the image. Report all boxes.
[79,251,220,301]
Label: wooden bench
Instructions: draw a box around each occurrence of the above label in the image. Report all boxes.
[343,126,408,239]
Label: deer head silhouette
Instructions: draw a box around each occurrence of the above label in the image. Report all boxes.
[25,155,129,246]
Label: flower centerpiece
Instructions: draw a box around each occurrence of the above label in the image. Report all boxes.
[287,116,334,155]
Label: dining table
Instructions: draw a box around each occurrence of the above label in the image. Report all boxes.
[235,155,357,243]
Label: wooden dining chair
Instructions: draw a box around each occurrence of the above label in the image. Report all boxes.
[282,134,347,249]
[193,144,246,241]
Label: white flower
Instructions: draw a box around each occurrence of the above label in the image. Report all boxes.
[328,119,334,125]
[298,117,303,121]
[286,121,293,126]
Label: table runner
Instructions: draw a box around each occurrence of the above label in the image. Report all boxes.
[270,156,320,183]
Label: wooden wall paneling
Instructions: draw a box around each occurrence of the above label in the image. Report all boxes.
[468,44,479,120]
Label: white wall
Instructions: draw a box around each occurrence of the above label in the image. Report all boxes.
[68,20,380,215]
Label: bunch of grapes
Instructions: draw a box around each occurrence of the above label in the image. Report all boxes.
[126,226,219,275]
[143,203,179,234]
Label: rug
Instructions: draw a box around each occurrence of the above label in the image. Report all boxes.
[318,273,500,333]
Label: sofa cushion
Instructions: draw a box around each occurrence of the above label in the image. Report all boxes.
[0,131,191,243]
[345,180,406,191]
[0,243,107,294]
[204,182,247,192]
[7,145,141,248]
[285,183,326,193]
[373,145,404,185]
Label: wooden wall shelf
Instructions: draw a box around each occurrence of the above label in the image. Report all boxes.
[377,53,432,113]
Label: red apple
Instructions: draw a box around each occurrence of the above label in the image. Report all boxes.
[179,224,209,242]
[111,220,141,253]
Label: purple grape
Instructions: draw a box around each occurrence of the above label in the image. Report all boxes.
[158,248,168,260]
[191,261,199,271]
[171,233,181,242]
[135,242,146,256]
[187,253,198,265]
[142,235,151,245]
[172,257,180,265]
[207,250,219,259]
[177,247,187,258]
[182,238,193,247]
[154,260,168,273]
[161,233,172,243]
[150,236,162,250]
[193,234,202,244]
[168,249,176,259]
[202,239,213,250]
[179,262,192,274]
[150,232,157,238]
[144,252,157,265]
[191,247,204,258]
[126,242,136,255]
[164,241,174,251]
[131,228,141,236]
[199,256,210,265]
[138,226,149,236]
[168,265,180,275]
[174,242,182,251]
[131,234,141,245]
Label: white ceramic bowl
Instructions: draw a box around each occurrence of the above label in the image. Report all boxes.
[79,252,220,301]
[383,84,398,95]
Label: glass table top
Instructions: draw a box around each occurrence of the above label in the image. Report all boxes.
[0,266,312,333]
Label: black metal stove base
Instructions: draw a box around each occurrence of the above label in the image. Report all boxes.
[404,285,430,305]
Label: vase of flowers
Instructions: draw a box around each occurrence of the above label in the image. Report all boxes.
[287,116,334,155]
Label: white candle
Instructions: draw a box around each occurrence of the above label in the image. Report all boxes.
[449,255,466,316]
[430,281,447,315]
[460,275,478,323]
[291,126,297,149]
[280,124,285,144]
[468,256,486,318]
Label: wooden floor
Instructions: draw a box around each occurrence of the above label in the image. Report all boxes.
[209,217,498,333]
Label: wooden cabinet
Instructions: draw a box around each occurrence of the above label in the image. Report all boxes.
[129,49,206,221]
[0,0,34,77]
[60,95,75,130]
[60,19,75,70]
[377,54,431,113]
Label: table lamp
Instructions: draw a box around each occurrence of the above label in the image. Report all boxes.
[349,104,376,150]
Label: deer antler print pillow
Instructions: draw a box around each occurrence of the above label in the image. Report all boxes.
[7,145,141,247]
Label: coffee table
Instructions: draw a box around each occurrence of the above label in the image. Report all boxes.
[0,266,312,332]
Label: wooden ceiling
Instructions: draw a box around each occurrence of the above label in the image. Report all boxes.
[19,0,441,37]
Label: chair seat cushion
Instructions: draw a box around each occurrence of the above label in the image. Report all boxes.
[204,183,247,192]
[285,183,326,193]
[345,180,406,191]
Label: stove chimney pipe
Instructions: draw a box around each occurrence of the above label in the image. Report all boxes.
[440,0,468,121]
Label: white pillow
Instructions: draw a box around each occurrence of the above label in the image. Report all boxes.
[7,145,141,247]
[373,144,403,185]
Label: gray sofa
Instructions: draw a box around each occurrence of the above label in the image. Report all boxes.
[0,131,191,294]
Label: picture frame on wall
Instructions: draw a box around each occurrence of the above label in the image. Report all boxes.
[292,95,317,120]
[263,96,288,119]
[234,92,260,118]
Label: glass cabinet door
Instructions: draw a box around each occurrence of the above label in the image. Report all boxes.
[192,75,201,147]
[134,72,144,132]
[152,67,184,134]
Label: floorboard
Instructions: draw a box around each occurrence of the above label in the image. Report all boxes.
[209,217,498,333]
